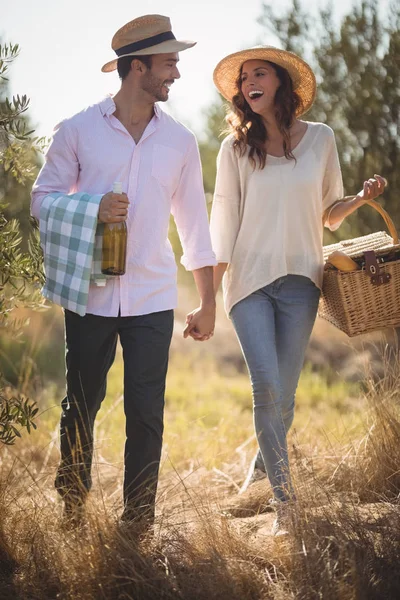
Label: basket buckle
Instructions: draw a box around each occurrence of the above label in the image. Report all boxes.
[364,250,391,286]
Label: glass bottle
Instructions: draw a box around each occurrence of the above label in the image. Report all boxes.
[101,182,127,276]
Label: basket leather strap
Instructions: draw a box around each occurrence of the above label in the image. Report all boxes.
[364,250,391,286]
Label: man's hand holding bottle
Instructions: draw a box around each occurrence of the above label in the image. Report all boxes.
[99,191,129,223]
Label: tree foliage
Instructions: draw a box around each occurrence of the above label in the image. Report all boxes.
[198,101,227,196]
[0,391,38,445]
[199,1,399,243]
[258,0,400,241]
[0,43,45,330]
[0,43,45,444]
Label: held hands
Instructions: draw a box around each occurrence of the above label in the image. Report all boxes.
[98,191,129,223]
[183,304,216,342]
[356,174,387,203]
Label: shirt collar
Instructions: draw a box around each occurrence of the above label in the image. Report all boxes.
[99,95,162,120]
[153,104,161,119]
[99,95,117,117]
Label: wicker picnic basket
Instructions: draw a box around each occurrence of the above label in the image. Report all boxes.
[318,199,400,337]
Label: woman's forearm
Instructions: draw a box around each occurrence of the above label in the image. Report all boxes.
[328,174,387,227]
[327,196,365,227]
[213,263,228,296]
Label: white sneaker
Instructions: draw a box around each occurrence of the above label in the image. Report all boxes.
[271,501,293,537]
[271,516,289,537]
[239,466,267,495]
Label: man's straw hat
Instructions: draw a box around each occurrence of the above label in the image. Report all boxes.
[213,46,316,116]
[102,14,196,73]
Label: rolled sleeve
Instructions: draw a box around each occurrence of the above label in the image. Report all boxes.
[322,129,344,232]
[210,139,241,262]
[31,120,80,220]
[171,135,217,271]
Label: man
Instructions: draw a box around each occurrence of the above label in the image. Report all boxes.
[31,14,216,527]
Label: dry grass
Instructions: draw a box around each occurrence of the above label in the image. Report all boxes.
[1,344,400,599]
[1,290,400,599]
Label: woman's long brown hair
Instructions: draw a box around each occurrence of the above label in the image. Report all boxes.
[226,61,304,169]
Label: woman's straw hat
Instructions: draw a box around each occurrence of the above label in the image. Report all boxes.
[102,14,196,73]
[213,46,316,116]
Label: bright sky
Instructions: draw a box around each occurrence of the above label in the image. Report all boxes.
[1,0,390,140]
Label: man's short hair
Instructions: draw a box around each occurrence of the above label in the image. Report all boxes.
[117,55,153,80]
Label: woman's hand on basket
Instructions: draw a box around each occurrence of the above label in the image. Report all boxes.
[328,174,388,227]
[357,174,387,203]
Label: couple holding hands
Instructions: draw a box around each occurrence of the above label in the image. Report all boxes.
[31,14,386,535]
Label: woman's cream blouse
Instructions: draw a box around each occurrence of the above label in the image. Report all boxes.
[210,122,344,315]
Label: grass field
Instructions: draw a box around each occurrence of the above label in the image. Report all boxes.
[1,290,400,599]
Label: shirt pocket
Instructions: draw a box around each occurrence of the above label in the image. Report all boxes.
[151,144,183,194]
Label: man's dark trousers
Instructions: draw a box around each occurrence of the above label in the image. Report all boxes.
[55,308,174,522]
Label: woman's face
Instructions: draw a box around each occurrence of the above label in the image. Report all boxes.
[240,59,281,116]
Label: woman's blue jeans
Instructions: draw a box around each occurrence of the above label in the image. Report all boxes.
[230,275,320,502]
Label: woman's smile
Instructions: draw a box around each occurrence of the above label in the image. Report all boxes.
[241,60,281,112]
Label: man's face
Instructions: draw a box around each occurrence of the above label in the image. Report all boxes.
[141,53,181,102]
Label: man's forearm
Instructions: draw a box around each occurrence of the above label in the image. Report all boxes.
[192,266,216,307]
[183,266,216,340]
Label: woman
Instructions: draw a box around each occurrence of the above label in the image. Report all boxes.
[209,46,386,535]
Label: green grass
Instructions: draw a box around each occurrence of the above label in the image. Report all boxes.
[27,346,361,475]
[6,316,364,483]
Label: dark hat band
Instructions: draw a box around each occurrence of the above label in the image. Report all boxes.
[115,31,176,57]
